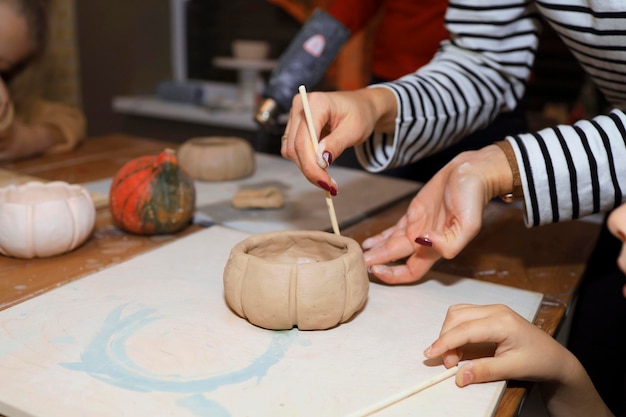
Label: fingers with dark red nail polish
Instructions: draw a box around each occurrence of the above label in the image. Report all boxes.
[415,236,432,247]
[317,180,331,192]
[318,180,338,196]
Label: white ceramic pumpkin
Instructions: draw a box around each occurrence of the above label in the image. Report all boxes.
[0,181,96,258]
[177,136,255,181]
[223,230,369,330]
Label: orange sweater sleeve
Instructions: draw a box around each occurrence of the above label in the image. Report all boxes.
[326,0,384,34]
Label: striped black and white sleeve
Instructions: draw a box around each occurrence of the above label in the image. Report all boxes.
[355,0,542,172]
[507,109,626,226]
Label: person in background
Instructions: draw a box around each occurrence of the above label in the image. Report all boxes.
[281,1,626,414]
[0,0,85,162]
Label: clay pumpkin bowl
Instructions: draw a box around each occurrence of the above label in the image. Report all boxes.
[223,230,369,330]
[177,136,255,181]
[0,181,95,258]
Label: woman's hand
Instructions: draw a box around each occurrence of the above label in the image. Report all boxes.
[281,87,396,194]
[362,144,512,284]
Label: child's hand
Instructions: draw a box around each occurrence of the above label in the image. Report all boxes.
[423,304,575,387]
[0,122,61,161]
[425,304,615,417]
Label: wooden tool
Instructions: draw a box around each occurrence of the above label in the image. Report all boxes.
[298,85,341,235]
[346,365,461,417]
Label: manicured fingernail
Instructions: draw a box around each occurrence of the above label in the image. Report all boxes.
[317,180,331,192]
[322,151,333,166]
[330,178,338,196]
[423,345,432,357]
[462,371,473,386]
[415,237,432,247]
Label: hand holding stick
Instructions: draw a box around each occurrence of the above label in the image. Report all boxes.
[298,85,341,235]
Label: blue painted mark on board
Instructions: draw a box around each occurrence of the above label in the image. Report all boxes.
[61,304,297,416]
[177,393,230,417]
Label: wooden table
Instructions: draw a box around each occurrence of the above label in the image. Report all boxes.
[0,134,601,417]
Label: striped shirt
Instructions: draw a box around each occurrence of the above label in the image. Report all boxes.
[355,0,626,226]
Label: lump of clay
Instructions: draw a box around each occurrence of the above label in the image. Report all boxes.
[0,181,96,258]
[177,136,255,181]
[223,230,369,330]
[231,186,284,209]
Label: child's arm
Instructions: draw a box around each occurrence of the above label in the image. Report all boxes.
[0,119,65,161]
[0,99,86,161]
[424,304,614,417]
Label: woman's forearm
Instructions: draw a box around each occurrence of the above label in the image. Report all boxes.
[360,86,398,134]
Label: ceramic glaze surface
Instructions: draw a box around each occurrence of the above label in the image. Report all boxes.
[0,181,95,258]
[177,137,255,181]
[223,230,369,330]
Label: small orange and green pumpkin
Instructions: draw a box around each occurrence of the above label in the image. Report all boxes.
[109,149,196,235]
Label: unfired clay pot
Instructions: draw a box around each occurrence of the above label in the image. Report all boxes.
[177,136,255,181]
[0,181,95,258]
[223,230,369,330]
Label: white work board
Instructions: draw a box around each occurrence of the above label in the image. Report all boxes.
[0,225,543,417]
[83,153,422,233]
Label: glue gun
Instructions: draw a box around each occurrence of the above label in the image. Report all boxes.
[255,9,350,128]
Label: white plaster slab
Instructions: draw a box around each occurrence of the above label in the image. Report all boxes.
[0,226,543,417]
[83,153,422,233]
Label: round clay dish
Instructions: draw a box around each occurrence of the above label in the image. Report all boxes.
[177,136,255,181]
[0,181,95,258]
[223,230,369,330]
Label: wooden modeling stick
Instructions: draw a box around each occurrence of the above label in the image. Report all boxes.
[298,85,341,235]
[345,365,461,417]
